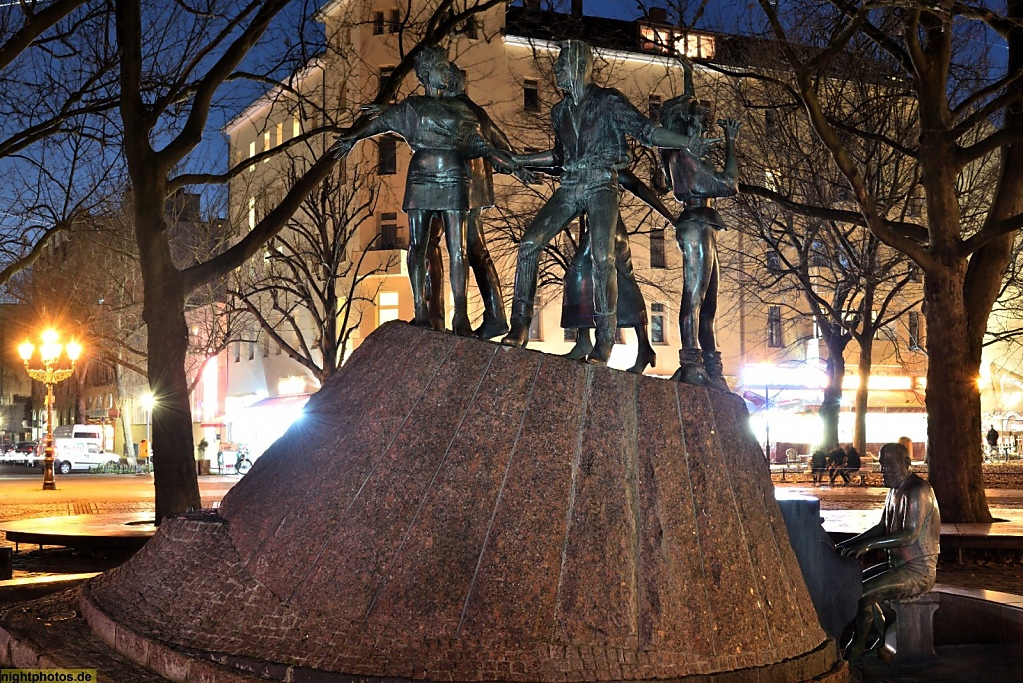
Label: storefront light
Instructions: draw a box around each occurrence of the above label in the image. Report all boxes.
[743,363,826,389]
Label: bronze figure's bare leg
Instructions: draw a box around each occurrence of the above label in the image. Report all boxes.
[672,219,720,387]
[442,210,473,338]
[407,210,436,329]
[698,236,727,389]
[562,224,594,359]
[467,208,509,339]
[502,187,582,348]
[426,216,445,331]
[845,564,918,664]
[586,187,620,364]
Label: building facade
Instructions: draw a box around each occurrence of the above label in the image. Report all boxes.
[222,0,935,456]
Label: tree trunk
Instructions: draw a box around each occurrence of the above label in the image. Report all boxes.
[113,364,135,458]
[853,339,871,456]
[819,334,847,450]
[135,177,201,523]
[924,269,992,523]
[143,281,201,522]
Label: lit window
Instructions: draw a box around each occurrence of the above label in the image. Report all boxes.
[379,291,400,325]
[909,311,922,350]
[651,303,666,344]
[263,131,271,162]
[768,307,783,348]
[248,140,255,172]
[248,197,256,230]
[293,114,301,138]
[276,122,283,146]
[528,314,542,341]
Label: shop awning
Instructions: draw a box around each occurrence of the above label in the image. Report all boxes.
[247,393,313,411]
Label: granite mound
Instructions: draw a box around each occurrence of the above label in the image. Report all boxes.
[81,321,845,682]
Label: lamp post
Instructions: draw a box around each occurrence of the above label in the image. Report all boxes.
[18,330,82,490]
[140,391,155,443]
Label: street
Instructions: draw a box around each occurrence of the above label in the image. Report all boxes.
[0,464,238,523]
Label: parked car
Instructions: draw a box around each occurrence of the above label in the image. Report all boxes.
[54,443,120,474]
[0,441,41,466]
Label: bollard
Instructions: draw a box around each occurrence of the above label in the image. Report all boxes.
[0,546,12,580]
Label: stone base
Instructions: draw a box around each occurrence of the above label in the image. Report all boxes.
[880,593,940,666]
[83,322,842,682]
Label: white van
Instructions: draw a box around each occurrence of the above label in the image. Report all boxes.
[52,424,116,473]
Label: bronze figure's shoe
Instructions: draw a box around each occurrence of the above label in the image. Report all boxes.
[411,315,434,329]
[627,346,656,374]
[501,321,530,348]
[452,316,475,338]
[563,332,593,360]
[475,317,509,340]
[673,348,714,387]
[702,350,730,391]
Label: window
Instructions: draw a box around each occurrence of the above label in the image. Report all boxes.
[248,197,256,230]
[292,114,301,139]
[378,212,402,249]
[908,311,922,350]
[768,306,783,348]
[379,291,400,325]
[378,134,398,175]
[809,239,829,267]
[379,66,395,100]
[263,130,271,161]
[234,340,240,363]
[523,79,539,113]
[373,10,385,34]
[648,94,662,121]
[651,303,666,344]
[276,122,283,146]
[907,186,925,217]
[248,140,255,172]
[389,8,400,32]
[650,231,666,268]
[764,108,780,133]
[259,331,270,358]
[528,314,542,341]
[766,251,783,273]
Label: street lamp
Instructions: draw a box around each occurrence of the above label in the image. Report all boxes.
[140,391,155,445]
[18,330,82,490]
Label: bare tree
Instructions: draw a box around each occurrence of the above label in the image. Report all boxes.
[230,160,393,384]
[0,1,121,287]
[739,0,1023,522]
[114,0,510,521]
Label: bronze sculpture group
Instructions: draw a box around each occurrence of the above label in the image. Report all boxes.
[331,41,739,387]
